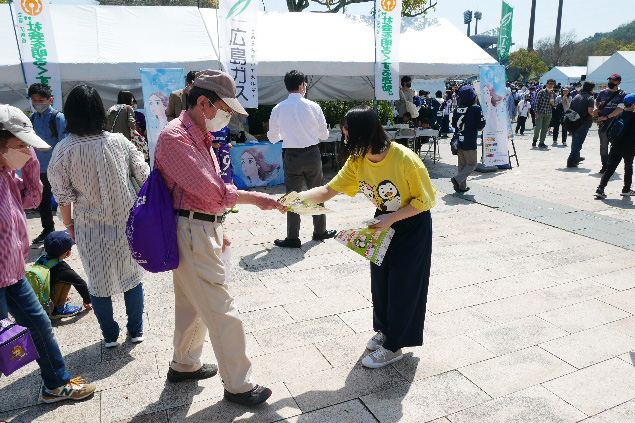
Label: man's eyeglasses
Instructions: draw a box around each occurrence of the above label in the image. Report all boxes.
[209,100,235,116]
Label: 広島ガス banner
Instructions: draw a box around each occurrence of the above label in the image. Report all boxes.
[11,0,62,110]
[479,65,511,168]
[219,0,259,108]
[139,68,184,166]
[374,0,402,101]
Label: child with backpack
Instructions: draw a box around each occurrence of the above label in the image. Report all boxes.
[595,93,635,199]
[27,231,91,319]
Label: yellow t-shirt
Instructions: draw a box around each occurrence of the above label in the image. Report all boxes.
[328,143,437,213]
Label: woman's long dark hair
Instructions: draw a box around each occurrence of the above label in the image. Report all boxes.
[341,106,390,159]
[64,85,107,136]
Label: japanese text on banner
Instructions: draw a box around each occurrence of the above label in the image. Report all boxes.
[11,0,63,110]
[219,0,258,108]
[374,0,402,101]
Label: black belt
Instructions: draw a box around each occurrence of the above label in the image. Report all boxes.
[175,209,225,223]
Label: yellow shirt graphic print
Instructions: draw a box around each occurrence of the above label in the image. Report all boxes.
[328,143,436,213]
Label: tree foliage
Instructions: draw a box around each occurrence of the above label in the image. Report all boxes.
[289,0,437,17]
[508,49,549,80]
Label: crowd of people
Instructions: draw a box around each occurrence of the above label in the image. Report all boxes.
[1,68,437,408]
[393,74,635,198]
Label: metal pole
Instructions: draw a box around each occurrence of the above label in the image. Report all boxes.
[8,0,29,90]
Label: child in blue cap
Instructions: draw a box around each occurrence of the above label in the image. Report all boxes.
[41,231,91,319]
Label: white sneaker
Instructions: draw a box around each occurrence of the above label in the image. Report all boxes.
[104,340,120,348]
[130,334,144,344]
[621,190,635,197]
[552,142,558,146]
[362,346,403,369]
[366,332,386,351]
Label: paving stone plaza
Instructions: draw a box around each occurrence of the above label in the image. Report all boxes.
[2,127,635,422]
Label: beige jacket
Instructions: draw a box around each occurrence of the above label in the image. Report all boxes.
[107,104,136,141]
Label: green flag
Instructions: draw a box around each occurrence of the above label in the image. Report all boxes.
[497,1,513,62]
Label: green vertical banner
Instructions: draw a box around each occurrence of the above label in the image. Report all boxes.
[497,1,513,63]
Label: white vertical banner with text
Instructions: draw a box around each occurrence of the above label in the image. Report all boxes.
[11,0,62,110]
[374,0,402,100]
[218,0,258,109]
[479,65,512,168]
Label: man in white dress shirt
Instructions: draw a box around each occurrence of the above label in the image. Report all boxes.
[267,70,336,248]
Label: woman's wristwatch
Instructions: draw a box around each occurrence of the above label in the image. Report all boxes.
[64,220,74,228]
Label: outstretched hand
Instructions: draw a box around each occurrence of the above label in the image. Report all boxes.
[253,193,287,213]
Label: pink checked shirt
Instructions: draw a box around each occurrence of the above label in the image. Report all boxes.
[0,148,42,288]
[155,111,238,214]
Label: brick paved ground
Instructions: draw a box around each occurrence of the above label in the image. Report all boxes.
[1,125,634,422]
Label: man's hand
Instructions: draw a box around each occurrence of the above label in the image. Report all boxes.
[368,214,394,231]
[535,114,539,119]
[228,144,233,150]
[598,116,608,122]
[212,143,221,149]
[253,192,287,213]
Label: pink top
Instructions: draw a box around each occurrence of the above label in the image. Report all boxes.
[156,111,238,214]
[0,148,42,288]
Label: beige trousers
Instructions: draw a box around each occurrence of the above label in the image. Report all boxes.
[170,215,253,394]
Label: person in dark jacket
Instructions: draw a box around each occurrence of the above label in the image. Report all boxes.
[450,85,485,193]
[595,93,635,199]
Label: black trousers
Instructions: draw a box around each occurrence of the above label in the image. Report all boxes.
[552,122,568,143]
[599,144,634,193]
[515,116,527,134]
[371,211,432,352]
[38,173,55,232]
[529,109,536,127]
[282,145,326,239]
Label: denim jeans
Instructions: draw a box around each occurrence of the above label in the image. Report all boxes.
[0,278,71,390]
[90,283,144,342]
[567,122,592,166]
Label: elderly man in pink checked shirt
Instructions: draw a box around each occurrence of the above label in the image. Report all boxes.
[155,70,285,407]
[0,104,96,403]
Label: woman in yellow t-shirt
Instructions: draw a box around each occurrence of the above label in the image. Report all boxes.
[298,106,436,369]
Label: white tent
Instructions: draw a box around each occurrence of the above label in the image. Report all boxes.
[587,56,610,77]
[587,51,635,94]
[540,66,586,86]
[1,5,496,107]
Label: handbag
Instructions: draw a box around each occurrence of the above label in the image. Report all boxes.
[0,318,39,376]
[126,164,182,273]
[450,133,460,155]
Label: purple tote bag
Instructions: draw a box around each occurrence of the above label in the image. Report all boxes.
[126,168,181,273]
[0,318,39,376]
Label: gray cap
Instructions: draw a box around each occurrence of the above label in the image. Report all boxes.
[193,70,248,117]
[0,104,51,150]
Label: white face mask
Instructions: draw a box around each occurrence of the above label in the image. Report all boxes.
[2,147,31,170]
[31,101,49,114]
[204,103,232,133]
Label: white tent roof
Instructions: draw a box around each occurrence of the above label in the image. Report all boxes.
[0,5,217,85]
[1,5,495,105]
[587,51,635,94]
[587,56,610,77]
[540,66,586,85]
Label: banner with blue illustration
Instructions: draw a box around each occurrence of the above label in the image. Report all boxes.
[140,68,184,166]
[479,65,511,169]
[230,142,284,189]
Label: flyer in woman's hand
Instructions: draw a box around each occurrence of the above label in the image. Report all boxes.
[335,227,395,266]
[278,191,331,215]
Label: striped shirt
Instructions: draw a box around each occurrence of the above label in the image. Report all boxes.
[48,132,149,296]
[0,148,42,288]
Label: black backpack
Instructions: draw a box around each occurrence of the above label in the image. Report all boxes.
[606,112,633,145]
[29,110,60,140]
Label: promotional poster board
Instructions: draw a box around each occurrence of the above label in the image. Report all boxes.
[230,142,283,188]
[11,0,62,110]
[219,0,258,108]
[374,0,402,100]
[479,65,511,169]
[139,68,184,166]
